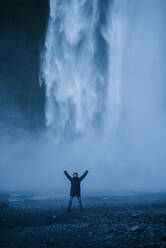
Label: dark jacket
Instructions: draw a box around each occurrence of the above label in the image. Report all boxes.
[64,170,88,197]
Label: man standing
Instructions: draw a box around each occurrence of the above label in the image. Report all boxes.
[63,168,89,212]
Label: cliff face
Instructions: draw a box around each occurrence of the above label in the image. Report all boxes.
[0,0,49,132]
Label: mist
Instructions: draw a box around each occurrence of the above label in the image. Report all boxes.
[0,0,166,194]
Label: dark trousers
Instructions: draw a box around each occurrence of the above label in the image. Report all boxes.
[68,196,83,210]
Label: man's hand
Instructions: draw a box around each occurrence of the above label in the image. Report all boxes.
[63,168,66,172]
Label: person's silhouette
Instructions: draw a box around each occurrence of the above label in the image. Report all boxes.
[63,169,89,212]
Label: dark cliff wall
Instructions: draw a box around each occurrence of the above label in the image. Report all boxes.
[0,0,49,132]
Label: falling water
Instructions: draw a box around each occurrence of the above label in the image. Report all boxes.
[38,0,166,191]
[40,0,124,141]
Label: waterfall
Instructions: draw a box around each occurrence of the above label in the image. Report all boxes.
[39,0,166,190]
[40,0,123,141]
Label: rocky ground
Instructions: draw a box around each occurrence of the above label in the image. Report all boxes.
[0,193,166,248]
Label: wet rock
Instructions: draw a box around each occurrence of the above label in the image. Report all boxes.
[131,213,139,218]
[127,234,136,241]
[129,225,144,232]
[104,236,112,242]
[1,193,166,248]
[41,240,47,247]
[108,224,126,233]
[107,227,117,233]
[130,225,139,231]
[99,223,108,229]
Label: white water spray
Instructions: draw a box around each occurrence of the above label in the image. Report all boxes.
[40,0,123,141]
[38,0,166,191]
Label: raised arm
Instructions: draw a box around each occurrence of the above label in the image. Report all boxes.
[79,170,88,181]
[63,169,72,181]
